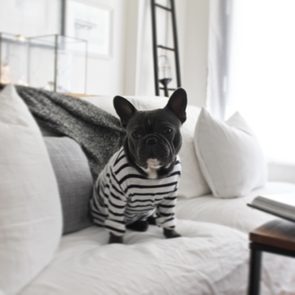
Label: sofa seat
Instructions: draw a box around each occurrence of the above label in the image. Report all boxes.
[176,181,295,233]
[21,220,250,295]
[176,181,295,294]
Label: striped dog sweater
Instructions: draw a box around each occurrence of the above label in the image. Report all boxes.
[90,147,181,236]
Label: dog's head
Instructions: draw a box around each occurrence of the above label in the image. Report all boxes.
[113,88,187,178]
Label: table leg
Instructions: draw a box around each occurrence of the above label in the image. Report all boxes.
[248,244,262,295]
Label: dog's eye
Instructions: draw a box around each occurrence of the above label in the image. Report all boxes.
[163,127,173,134]
[132,130,143,139]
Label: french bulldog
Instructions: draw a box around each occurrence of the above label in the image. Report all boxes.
[90,88,187,244]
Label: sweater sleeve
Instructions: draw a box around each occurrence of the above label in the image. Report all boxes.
[156,192,177,229]
[104,170,127,236]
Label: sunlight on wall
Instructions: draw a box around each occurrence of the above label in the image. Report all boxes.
[226,0,295,163]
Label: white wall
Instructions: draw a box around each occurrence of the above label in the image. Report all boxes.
[121,0,140,96]
[0,0,127,96]
[79,0,127,96]
[181,0,209,107]
[0,0,210,105]
[0,0,61,36]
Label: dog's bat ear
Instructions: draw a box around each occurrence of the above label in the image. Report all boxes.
[113,96,137,127]
[165,88,187,123]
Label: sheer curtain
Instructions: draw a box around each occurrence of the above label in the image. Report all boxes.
[207,0,232,120]
[208,0,295,163]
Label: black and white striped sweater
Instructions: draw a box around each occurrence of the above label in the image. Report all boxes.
[90,147,181,236]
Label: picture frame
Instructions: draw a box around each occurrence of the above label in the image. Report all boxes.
[65,0,113,58]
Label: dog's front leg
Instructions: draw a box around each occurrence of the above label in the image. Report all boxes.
[109,233,123,244]
[157,195,181,239]
[105,195,127,244]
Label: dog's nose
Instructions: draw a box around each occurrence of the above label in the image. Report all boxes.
[145,136,158,145]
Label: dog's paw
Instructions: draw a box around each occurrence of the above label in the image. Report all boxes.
[163,228,181,239]
[108,233,123,244]
[126,220,149,232]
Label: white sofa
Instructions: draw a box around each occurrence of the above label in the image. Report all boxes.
[20,184,295,295]
[1,87,295,295]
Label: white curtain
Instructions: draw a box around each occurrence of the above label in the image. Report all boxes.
[207,0,233,119]
[208,0,295,163]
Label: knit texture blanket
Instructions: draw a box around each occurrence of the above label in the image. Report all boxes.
[16,86,125,180]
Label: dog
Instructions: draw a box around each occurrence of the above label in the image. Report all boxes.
[90,88,187,243]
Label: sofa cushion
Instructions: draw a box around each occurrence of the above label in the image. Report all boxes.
[175,181,295,293]
[194,109,267,198]
[20,220,249,295]
[0,85,62,294]
[45,137,93,235]
[83,95,210,198]
[176,181,295,232]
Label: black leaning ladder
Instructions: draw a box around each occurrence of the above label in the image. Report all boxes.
[151,0,181,96]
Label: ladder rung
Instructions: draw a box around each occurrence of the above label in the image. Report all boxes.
[157,45,175,51]
[154,3,172,12]
[160,87,177,91]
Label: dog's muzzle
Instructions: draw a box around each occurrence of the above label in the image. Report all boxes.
[144,135,158,146]
[135,134,174,168]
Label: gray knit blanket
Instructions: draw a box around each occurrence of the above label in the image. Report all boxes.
[16,85,125,180]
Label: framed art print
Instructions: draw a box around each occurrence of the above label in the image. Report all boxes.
[65,0,113,58]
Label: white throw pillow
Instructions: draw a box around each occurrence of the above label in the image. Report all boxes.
[177,105,210,198]
[194,108,267,198]
[84,95,210,198]
[0,85,62,294]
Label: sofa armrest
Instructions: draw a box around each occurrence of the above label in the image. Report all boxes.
[267,161,295,183]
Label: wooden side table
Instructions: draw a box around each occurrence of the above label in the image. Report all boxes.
[248,219,295,295]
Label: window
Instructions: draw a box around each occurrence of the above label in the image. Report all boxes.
[225,0,295,163]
